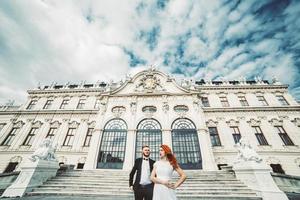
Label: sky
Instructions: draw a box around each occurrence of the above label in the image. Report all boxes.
[0,0,300,105]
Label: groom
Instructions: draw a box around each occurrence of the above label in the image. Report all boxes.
[129,145,155,200]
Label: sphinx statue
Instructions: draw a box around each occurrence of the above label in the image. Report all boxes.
[29,138,57,162]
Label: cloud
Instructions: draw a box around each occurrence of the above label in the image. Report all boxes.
[0,0,300,105]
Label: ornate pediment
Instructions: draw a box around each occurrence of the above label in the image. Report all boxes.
[135,69,164,93]
[110,68,190,96]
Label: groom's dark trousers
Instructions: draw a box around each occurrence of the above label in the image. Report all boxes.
[129,157,155,200]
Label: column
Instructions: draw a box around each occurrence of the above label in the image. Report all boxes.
[123,129,135,170]
[162,129,172,148]
[84,129,103,170]
[55,119,69,150]
[198,128,218,171]
[73,119,88,151]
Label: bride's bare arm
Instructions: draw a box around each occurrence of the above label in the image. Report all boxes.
[173,166,187,189]
[150,166,168,185]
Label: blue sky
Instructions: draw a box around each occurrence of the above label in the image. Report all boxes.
[0,0,300,104]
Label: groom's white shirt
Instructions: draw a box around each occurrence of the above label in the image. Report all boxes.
[140,158,151,185]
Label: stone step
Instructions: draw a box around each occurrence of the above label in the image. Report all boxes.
[28,191,262,200]
[38,184,254,193]
[45,181,248,187]
[27,192,262,200]
[32,188,258,196]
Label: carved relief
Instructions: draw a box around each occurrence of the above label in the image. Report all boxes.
[14,121,25,128]
[135,70,163,92]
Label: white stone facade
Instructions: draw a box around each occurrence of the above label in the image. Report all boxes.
[0,69,299,175]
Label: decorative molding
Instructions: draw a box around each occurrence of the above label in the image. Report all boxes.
[31,120,43,128]
[279,116,289,120]
[10,155,22,163]
[291,118,300,127]
[294,157,300,165]
[265,157,281,164]
[215,157,228,164]
[87,121,96,128]
[78,157,86,163]
[247,118,261,126]
[68,121,80,128]
[206,119,218,127]
[269,118,283,126]
[50,120,62,128]
[226,119,239,127]
[13,120,25,128]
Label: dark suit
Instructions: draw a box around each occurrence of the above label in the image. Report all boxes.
[129,157,155,200]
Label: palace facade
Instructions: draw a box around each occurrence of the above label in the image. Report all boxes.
[0,68,299,176]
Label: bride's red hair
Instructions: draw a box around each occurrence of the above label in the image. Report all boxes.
[161,144,179,169]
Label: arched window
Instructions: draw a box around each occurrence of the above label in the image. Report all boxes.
[171,118,202,169]
[97,118,127,169]
[136,119,162,161]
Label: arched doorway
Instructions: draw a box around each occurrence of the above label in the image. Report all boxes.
[171,118,202,169]
[97,118,127,169]
[135,118,162,161]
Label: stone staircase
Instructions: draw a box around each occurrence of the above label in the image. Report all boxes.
[27,169,262,200]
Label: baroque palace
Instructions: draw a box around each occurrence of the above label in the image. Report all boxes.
[0,68,299,176]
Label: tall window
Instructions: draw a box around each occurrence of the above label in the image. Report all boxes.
[27,100,37,110]
[208,127,222,146]
[63,128,76,146]
[276,95,289,106]
[97,119,127,169]
[1,128,19,146]
[231,126,241,144]
[77,99,85,109]
[94,99,101,109]
[23,128,38,146]
[201,97,210,107]
[172,118,202,169]
[43,100,53,109]
[136,119,162,161]
[238,96,249,106]
[83,128,93,147]
[220,96,229,107]
[46,128,57,139]
[60,99,69,109]
[252,126,268,145]
[275,126,294,145]
[257,96,268,106]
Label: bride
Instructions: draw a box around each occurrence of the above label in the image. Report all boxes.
[150,144,187,200]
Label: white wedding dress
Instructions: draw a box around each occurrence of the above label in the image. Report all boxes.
[153,160,177,200]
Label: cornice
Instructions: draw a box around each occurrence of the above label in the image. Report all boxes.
[196,84,288,91]
[203,106,300,113]
[0,109,99,115]
[27,88,106,95]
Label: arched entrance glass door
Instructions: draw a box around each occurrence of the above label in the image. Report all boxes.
[97,118,127,169]
[135,118,162,161]
[171,118,202,169]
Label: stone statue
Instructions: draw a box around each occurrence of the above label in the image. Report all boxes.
[29,138,57,162]
[234,138,262,163]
